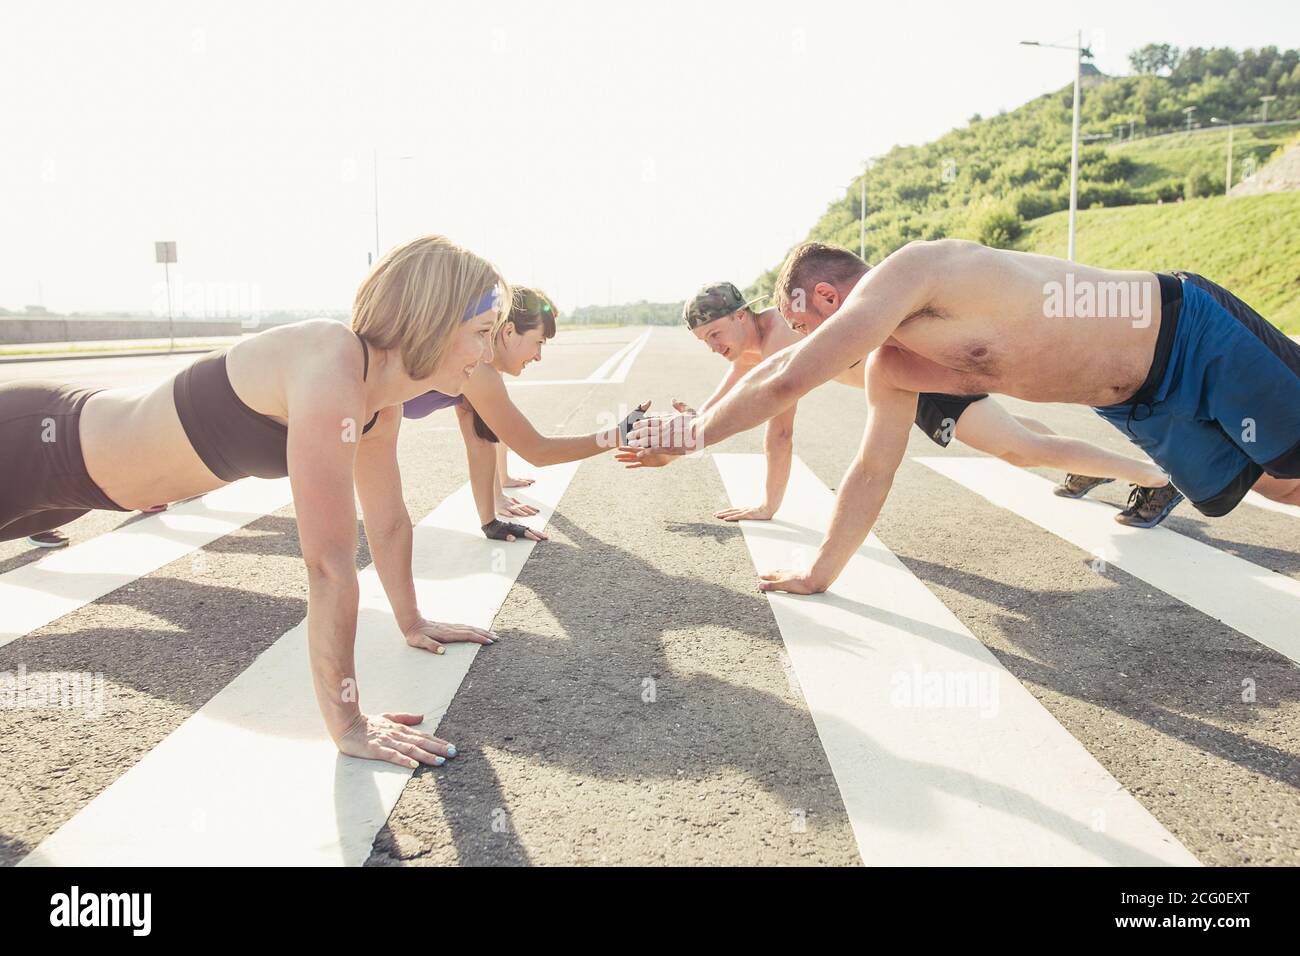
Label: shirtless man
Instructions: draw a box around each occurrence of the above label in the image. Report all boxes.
[622,275,1174,526]
[626,240,1300,593]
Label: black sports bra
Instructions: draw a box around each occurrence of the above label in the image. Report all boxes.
[173,332,381,482]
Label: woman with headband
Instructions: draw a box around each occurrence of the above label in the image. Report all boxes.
[403,287,649,542]
[0,235,503,771]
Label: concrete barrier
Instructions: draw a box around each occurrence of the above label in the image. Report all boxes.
[0,314,325,345]
[0,316,250,345]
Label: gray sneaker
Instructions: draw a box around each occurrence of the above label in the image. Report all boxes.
[1115,483,1184,528]
[1053,474,1114,499]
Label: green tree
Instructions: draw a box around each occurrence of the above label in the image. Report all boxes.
[1130,43,1180,75]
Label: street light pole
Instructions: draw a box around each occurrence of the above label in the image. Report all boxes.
[1067,30,1082,262]
[372,146,380,261]
[1019,33,1092,261]
[372,151,415,262]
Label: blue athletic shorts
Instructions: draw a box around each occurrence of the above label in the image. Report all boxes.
[1093,272,1300,516]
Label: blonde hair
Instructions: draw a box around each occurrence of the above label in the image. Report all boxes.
[351,235,510,379]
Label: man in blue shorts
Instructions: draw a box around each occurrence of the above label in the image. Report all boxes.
[627,240,1300,594]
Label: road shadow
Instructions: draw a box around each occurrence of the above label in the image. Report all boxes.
[372,511,1193,866]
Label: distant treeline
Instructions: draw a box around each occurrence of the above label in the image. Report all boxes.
[561,301,684,326]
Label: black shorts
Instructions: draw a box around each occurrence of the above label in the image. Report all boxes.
[914,393,989,447]
[0,381,126,542]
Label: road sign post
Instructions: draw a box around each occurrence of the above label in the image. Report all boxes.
[155,241,177,353]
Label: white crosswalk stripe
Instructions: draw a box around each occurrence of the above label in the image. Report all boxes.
[20,462,579,867]
[0,478,294,649]
[715,453,1197,866]
[916,456,1300,666]
[510,329,653,386]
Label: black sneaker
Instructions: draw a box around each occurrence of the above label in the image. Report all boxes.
[28,529,70,549]
[1053,474,1114,499]
[1115,483,1184,528]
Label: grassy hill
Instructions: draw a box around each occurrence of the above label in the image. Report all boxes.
[1013,191,1300,333]
[1113,123,1300,195]
[746,44,1300,298]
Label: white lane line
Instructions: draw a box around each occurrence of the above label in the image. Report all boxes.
[585,329,649,382]
[716,453,1197,866]
[1245,491,1300,520]
[507,379,602,387]
[21,461,579,867]
[917,456,1300,666]
[508,329,653,387]
[601,328,651,383]
[0,479,293,648]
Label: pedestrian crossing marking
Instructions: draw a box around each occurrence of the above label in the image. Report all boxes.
[716,453,1197,866]
[20,461,579,867]
[1,478,294,649]
[917,456,1300,666]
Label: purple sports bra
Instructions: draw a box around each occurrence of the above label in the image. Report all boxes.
[403,390,464,419]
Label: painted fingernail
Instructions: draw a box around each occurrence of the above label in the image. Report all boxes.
[446,745,458,758]
[435,646,445,655]
[409,759,419,768]
[433,756,446,766]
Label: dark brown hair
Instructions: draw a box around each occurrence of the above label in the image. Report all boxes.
[774,243,869,312]
[472,287,560,443]
[506,287,558,339]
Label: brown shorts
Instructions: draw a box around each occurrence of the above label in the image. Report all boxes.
[0,381,126,542]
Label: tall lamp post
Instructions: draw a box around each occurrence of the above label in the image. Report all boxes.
[858,160,872,262]
[1020,32,1092,261]
[372,151,415,261]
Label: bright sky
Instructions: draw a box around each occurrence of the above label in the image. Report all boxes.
[2,1,1296,316]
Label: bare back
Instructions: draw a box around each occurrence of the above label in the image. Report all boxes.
[79,320,370,509]
[871,242,1161,406]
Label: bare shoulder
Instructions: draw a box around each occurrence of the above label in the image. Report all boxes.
[461,361,507,403]
[887,238,989,272]
[761,316,801,359]
[885,240,1030,312]
[270,320,364,399]
[224,319,362,417]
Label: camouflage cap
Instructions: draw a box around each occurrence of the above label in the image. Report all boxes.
[682,282,769,329]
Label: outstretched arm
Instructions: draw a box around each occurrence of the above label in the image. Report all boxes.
[462,366,646,467]
[616,362,755,470]
[759,355,918,594]
[698,361,750,414]
[629,241,940,456]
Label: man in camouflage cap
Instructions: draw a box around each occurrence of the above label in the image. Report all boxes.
[618,279,805,522]
[682,282,770,330]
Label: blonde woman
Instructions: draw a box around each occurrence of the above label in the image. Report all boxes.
[0,235,504,770]
[404,287,650,542]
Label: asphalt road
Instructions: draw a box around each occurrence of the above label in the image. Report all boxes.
[1,325,1297,866]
